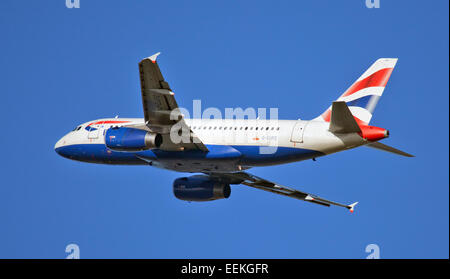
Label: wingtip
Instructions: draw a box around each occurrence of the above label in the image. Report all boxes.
[144,52,161,63]
[348,202,359,213]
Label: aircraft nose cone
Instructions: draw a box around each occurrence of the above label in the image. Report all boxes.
[54,137,67,156]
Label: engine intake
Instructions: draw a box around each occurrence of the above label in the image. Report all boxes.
[105,127,162,151]
[173,175,231,202]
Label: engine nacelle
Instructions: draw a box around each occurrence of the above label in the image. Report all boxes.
[173,175,231,202]
[105,127,162,151]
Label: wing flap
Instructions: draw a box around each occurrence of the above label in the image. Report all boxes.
[139,58,176,125]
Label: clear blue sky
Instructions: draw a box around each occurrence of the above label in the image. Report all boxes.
[0,0,448,259]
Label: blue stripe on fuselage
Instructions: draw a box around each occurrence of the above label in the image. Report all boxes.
[55,144,145,165]
[55,144,323,167]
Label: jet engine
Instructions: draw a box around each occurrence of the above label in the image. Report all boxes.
[173,175,231,202]
[105,127,162,151]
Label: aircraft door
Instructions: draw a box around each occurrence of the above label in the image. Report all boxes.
[290,121,307,143]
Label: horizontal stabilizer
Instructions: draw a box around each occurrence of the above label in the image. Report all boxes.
[366,141,414,157]
[329,101,361,133]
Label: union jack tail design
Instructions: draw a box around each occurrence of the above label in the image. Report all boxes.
[315,58,398,125]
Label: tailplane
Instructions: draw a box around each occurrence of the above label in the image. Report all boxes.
[315,58,398,125]
[328,101,414,157]
[366,142,414,157]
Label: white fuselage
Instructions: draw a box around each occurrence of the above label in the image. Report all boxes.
[55,117,366,173]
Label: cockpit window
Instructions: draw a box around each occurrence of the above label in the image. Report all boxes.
[72,126,82,131]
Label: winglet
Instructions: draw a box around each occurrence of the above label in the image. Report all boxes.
[348,202,359,213]
[146,52,161,63]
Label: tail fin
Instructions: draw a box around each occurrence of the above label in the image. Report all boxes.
[314,58,398,125]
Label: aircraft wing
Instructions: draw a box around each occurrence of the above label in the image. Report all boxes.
[137,53,208,151]
[208,171,358,212]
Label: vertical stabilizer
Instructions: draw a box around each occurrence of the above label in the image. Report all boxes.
[314,58,398,125]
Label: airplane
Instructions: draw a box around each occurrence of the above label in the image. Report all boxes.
[55,53,413,212]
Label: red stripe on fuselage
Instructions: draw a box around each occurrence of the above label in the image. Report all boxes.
[342,67,394,97]
[87,120,131,126]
